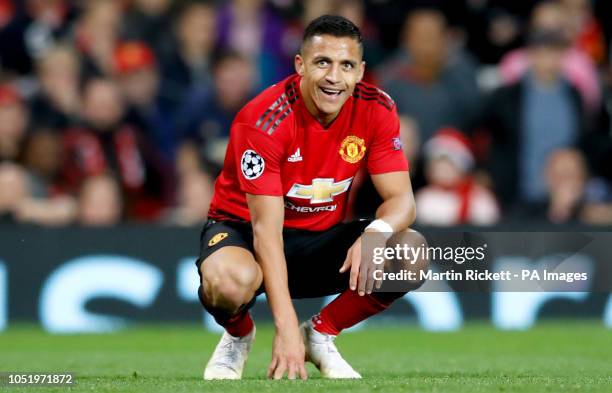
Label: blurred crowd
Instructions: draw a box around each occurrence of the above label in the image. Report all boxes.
[0,0,611,227]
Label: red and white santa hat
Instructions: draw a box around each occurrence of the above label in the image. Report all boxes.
[424,127,474,171]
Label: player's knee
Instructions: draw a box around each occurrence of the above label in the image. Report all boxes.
[389,228,430,271]
[230,260,262,291]
[202,273,245,309]
[383,228,429,293]
[201,261,261,308]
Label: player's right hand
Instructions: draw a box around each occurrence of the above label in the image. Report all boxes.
[267,324,308,380]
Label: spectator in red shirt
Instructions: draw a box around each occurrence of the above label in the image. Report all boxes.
[60,78,173,221]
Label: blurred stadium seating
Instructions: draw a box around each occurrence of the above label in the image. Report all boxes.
[1,0,612,332]
[0,0,610,227]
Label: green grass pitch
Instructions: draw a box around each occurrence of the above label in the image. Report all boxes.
[0,322,610,392]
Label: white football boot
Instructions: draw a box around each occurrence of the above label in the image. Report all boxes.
[300,321,362,379]
[203,326,255,380]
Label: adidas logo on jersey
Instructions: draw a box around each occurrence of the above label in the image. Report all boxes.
[288,148,303,162]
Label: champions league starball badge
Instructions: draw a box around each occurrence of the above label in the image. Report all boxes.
[241,149,265,180]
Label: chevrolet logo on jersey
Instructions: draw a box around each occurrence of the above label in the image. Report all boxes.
[286,177,353,204]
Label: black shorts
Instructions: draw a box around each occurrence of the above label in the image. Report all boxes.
[196,218,371,299]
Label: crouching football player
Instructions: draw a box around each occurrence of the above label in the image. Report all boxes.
[196,15,426,380]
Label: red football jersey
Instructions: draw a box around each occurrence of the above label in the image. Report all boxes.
[208,74,409,231]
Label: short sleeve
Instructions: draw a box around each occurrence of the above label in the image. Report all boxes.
[366,106,410,174]
[231,122,285,195]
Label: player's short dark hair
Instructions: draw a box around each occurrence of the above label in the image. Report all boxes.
[301,15,363,53]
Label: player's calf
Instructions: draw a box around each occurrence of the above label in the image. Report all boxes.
[199,248,262,380]
[305,228,429,377]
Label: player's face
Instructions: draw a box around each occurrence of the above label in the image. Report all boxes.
[295,34,365,125]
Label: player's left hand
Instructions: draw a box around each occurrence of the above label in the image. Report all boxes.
[339,232,387,296]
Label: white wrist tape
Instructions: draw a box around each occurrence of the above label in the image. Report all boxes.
[365,219,394,239]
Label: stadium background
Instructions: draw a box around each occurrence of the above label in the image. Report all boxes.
[1,0,612,328]
[0,0,612,393]
[0,1,611,390]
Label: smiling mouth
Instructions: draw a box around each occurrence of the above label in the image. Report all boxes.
[319,87,344,97]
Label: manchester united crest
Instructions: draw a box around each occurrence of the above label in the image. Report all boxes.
[339,136,366,163]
